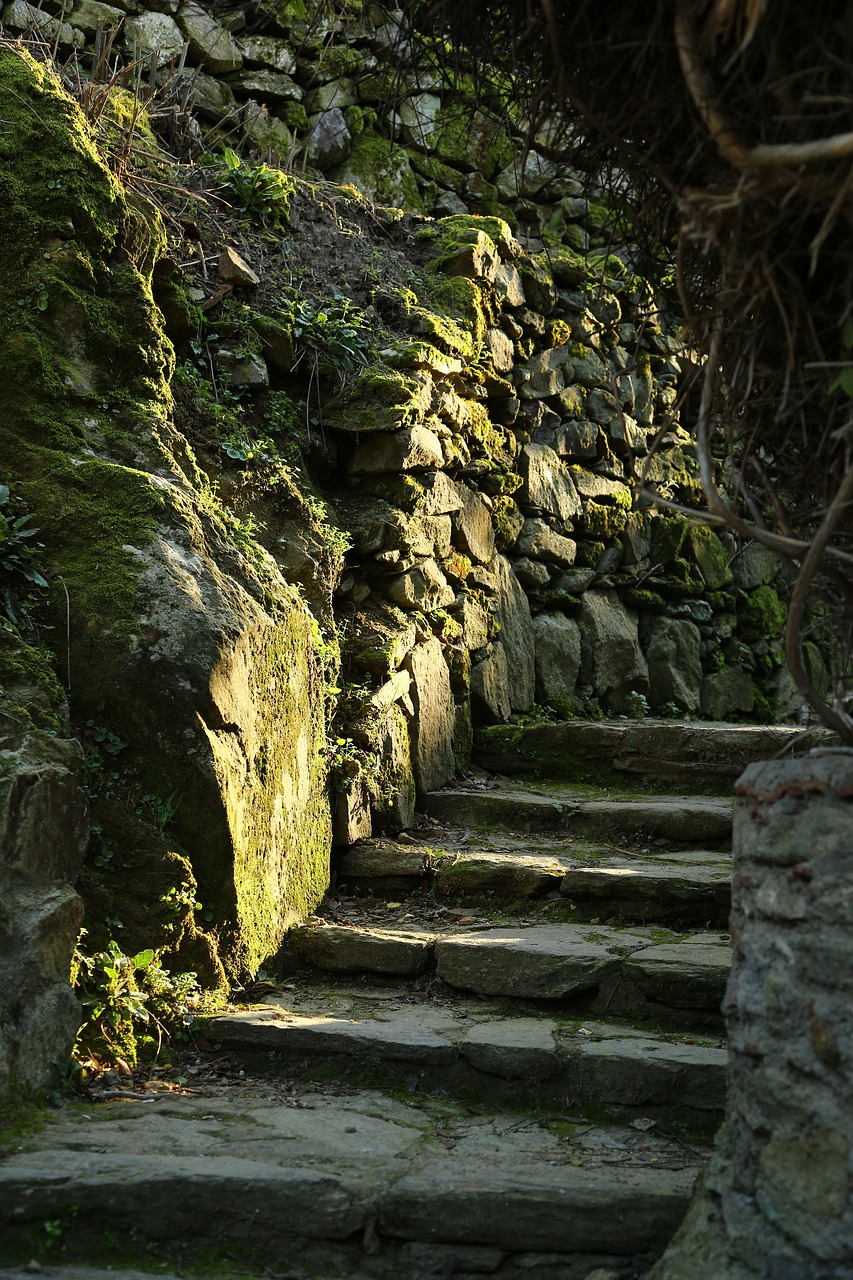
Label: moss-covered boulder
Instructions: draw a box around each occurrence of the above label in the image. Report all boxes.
[0,47,331,980]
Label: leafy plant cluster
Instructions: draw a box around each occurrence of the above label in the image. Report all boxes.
[73,932,200,1066]
[0,484,48,629]
[215,147,294,224]
[281,292,371,378]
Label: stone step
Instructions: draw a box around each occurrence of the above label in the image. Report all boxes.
[213,989,726,1121]
[473,719,834,791]
[0,1084,706,1275]
[424,783,734,846]
[336,838,731,927]
[285,920,730,1028]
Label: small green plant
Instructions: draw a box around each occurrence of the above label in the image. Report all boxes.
[84,720,128,756]
[215,147,294,223]
[0,484,48,627]
[623,690,650,719]
[139,789,181,831]
[658,700,684,719]
[220,432,282,464]
[283,293,370,377]
[17,281,49,312]
[74,937,155,1033]
[73,932,201,1066]
[159,881,202,928]
[40,1206,77,1254]
[323,734,381,794]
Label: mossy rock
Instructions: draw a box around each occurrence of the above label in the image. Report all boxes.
[0,48,331,982]
[651,513,689,564]
[429,105,513,178]
[331,131,428,214]
[327,364,434,434]
[0,629,69,736]
[739,584,786,643]
[687,525,733,591]
[518,255,557,313]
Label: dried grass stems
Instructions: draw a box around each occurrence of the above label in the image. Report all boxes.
[409,0,853,738]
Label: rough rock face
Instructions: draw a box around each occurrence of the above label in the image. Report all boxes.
[0,643,88,1099]
[532,613,582,707]
[0,50,330,982]
[650,753,853,1279]
[578,592,649,711]
[645,617,702,713]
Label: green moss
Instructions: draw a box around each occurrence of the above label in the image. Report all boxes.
[339,132,428,214]
[465,399,512,466]
[623,587,667,612]
[544,245,588,287]
[583,499,628,538]
[420,273,497,358]
[228,611,331,977]
[491,495,522,548]
[18,455,164,654]
[430,107,512,178]
[328,363,433,434]
[518,255,557,313]
[0,631,69,735]
[0,1094,47,1149]
[651,513,689,564]
[739,584,786,643]
[280,100,309,132]
[437,213,518,259]
[687,524,732,590]
[547,318,572,348]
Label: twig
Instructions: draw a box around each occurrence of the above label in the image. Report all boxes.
[784,459,853,742]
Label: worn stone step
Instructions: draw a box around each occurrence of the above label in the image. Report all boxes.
[285,920,730,1027]
[473,720,834,791]
[336,837,732,927]
[0,1085,705,1274]
[424,784,734,846]
[214,992,726,1120]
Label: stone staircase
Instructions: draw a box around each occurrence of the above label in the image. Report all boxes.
[0,722,821,1280]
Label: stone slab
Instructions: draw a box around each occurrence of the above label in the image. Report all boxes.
[380,1162,696,1254]
[434,851,566,898]
[472,720,838,791]
[426,787,733,846]
[623,942,731,1010]
[335,841,435,882]
[0,1087,705,1266]
[213,1008,456,1065]
[459,1017,560,1079]
[560,861,731,925]
[564,1036,727,1111]
[286,924,433,975]
[435,926,623,998]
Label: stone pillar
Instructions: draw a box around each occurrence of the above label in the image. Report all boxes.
[651,750,853,1280]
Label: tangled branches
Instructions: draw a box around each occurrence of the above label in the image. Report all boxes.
[408,0,853,739]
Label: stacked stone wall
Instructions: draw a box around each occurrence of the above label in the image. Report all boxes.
[0,0,817,837]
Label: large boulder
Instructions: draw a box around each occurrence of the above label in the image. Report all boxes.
[578,591,649,710]
[0,640,88,1099]
[645,616,702,713]
[490,555,535,712]
[0,51,331,982]
[532,613,582,707]
[404,638,456,793]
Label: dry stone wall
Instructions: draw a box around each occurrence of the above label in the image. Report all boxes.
[0,0,811,843]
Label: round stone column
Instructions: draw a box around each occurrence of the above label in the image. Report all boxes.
[652,750,853,1280]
